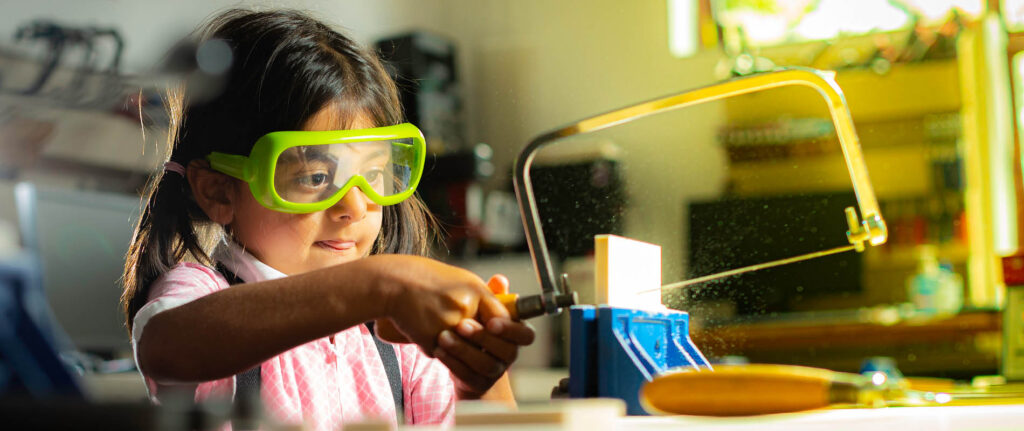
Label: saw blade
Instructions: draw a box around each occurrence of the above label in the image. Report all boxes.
[639,244,858,295]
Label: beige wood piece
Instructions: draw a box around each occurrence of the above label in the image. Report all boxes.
[454,398,625,430]
[593,234,666,311]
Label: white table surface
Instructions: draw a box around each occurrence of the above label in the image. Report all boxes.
[617,404,1024,431]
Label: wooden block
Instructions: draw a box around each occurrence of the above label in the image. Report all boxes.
[593,234,666,311]
[455,398,625,430]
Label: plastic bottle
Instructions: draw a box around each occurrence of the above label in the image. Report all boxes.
[907,246,940,313]
[906,245,963,315]
[935,261,964,315]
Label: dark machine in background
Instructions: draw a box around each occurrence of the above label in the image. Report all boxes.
[375,31,465,153]
[531,158,626,260]
[418,147,495,254]
[376,31,484,253]
[686,192,863,316]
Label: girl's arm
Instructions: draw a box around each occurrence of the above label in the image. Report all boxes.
[139,254,506,383]
[474,373,516,405]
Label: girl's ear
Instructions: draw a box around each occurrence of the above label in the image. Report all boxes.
[187,160,237,226]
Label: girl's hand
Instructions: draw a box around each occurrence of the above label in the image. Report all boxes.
[368,255,509,354]
[435,316,535,400]
[434,275,536,400]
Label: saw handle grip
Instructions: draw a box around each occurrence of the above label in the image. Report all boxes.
[373,276,518,343]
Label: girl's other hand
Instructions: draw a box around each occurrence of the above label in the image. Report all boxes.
[434,274,536,401]
[369,255,509,354]
[435,316,534,400]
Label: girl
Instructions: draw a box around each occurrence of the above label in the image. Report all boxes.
[121,8,534,430]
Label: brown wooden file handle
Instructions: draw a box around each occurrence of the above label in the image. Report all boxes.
[641,364,864,416]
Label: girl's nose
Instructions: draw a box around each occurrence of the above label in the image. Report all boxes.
[328,187,373,221]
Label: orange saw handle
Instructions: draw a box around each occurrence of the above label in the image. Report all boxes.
[374,276,520,343]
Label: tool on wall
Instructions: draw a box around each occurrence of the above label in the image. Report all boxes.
[7,20,125,108]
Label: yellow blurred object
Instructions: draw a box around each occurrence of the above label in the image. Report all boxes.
[904,376,956,392]
[640,364,864,417]
[640,364,1024,417]
[484,274,521,320]
[495,293,519,321]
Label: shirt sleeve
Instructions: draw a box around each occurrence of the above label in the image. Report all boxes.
[397,343,456,425]
[131,263,229,397]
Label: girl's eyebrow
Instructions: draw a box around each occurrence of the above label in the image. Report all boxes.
[279,149,339,165]
[307,151,339,164]
[359,148,388,163]
[340,141,390,162]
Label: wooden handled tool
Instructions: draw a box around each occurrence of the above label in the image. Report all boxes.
[640,364,881,416]
[642,364,1024,416]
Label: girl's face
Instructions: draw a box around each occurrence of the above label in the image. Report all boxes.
[227,107,385,275]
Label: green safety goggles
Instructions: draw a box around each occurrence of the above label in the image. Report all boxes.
[207,123,426,214]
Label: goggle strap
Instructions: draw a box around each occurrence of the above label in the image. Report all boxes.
[208,153,252,182]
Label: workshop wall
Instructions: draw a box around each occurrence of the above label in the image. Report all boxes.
[1,0,720,175]
[2,0,723,276]
[1,1,725,372]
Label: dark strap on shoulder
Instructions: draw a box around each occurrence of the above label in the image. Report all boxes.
[215,263,404,424]
[367,321,404,423]
[217,263,243,285]
[217,263,261,430]
[233,365,261,430]
[235,366,261,401]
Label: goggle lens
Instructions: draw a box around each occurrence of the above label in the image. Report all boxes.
[272,138,417,204]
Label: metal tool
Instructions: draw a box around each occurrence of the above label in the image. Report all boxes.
[640,364,1024,416]
[640,244,858,295]
[641,205,876,295]
[495,273,578,320]
[508,69,892,416]
[513,68,889,318]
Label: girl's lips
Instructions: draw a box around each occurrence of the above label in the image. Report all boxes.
[316,240,356,251]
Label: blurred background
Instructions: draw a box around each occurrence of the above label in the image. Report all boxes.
[1,0,1023,406]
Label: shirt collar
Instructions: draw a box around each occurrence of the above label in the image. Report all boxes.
[212,238,287,283]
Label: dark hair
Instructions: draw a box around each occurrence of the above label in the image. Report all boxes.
[121,9,435,333]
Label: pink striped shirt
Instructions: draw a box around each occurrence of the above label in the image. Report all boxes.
[131,241,455,430]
